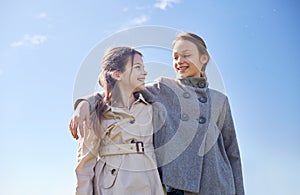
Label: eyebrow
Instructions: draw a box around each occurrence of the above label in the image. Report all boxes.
[175,49,191,52]
[173,49,192,54]
[133,62,143,65]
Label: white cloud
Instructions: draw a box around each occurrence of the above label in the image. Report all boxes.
[11,34,48,48]
[25,34,47,45]
[11,41,25,47]
[37,12,48,19]
[130,15,149,25]
[154,0,180,10]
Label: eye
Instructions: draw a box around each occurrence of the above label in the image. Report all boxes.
[133,64,143,70]
[183,54,191,58]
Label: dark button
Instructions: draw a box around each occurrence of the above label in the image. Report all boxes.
[198,96,207,103]
[115,116,121,120]
[182,79,189,85]
[111,169,116,175]
[130,139,136,143]
[199,116,206,124]
[198,81,206,88]
[129,119,135,124]
[181,113,189,121]
[183,92,191,98]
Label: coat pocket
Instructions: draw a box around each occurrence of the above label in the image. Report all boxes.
[94,158,121,189]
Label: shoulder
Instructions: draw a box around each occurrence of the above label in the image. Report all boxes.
[144,77,176,95]
[208,88,229,109]
[156,76,177,85]
[148,76,179,91]
[208,88,233,114]
[208,88,227,100]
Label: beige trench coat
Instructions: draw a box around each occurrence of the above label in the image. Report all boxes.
[75,94,165,195]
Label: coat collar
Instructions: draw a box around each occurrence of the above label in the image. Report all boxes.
[178,76,208,88]
[104,92,149,113]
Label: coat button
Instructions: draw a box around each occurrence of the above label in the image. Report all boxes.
[129,116,135,124]
[181,113,189,121]
[198,81,206,88]
[199,116,206,124]
[111,169,117,175]
[198,96,207,103]
[182,79,189,85]
[130,139,136,143]
[115,116,121,120]
[183,92,191,98]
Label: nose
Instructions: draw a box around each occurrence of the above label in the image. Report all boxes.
[141,67,147,76]
[143,69,148,76]
[177,56,184,64]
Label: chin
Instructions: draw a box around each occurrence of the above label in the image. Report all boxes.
[134,85,145,91]
[177,73,187,78]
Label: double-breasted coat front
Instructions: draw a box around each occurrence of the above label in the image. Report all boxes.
[146,77,244,195]
[75,94,165,195]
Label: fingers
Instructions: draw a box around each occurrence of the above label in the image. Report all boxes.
[69,100,91,140]
[69,118,79,140]
[69,119,73,132]
[73,117,79,139]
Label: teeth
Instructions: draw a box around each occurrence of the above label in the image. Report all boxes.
[178,66,187,71]
[178,65,187,69]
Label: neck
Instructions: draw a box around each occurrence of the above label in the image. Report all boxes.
[110,85,135,109]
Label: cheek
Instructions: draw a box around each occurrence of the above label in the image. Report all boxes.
[190,57,201,67]
[188,60,201,71]
[172,60,177,68]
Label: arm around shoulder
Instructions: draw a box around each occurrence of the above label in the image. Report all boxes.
[73,92,103,113]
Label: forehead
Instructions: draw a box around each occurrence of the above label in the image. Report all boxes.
[173,39,198,53]
[125,54,143,68]
[133,54,143,62]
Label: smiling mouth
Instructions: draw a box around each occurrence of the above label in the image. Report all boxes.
[137,78,145,82]
[177,66,188,73]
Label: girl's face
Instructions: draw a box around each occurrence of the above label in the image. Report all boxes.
[119,54,147,92]
[172,39,207,78]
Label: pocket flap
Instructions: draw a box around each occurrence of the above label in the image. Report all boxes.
[94,158,121,189]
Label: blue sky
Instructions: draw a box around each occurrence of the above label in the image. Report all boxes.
[0,0,299,194]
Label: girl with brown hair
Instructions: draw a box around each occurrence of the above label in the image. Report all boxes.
[75,47,165,195]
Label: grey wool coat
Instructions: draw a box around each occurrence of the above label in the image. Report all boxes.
[75,76,244,195]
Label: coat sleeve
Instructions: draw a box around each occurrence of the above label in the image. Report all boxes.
[73,92,103,113]
[75,123,100,195]
[220,97,245,195]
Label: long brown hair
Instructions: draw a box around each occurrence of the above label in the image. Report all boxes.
[172,32,210,72]
[95,47,143,121]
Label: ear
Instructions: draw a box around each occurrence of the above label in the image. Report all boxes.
[200,54,209,65]
[111,71,121,80]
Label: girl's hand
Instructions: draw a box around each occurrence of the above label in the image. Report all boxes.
[69,101,91,140]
